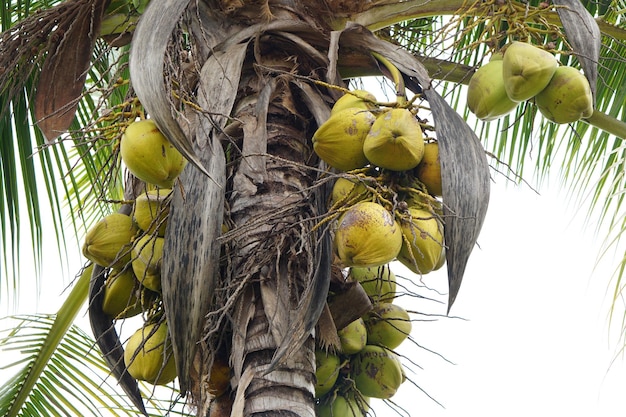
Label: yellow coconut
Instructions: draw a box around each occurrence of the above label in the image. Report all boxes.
[131,234,164,292]
[414,142,442,196]
[133,188,172,237]
[398,207,444,275]
[363,108,424,171]
[102,268,142,318]
[502,41,558,101]
[534,65,594,124]
[334,202,403,268]
[467,59,519,121]
[330,177,369,207]
[124,321,177,385]
[331,90,378,116]
[312,108,376,171]
[82,213,138,268]
[120,119,187,188]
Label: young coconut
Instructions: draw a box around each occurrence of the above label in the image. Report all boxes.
[398,207,444,275]
[334,202,403,268]
[316,392,369,417]
[467,59,519,121]
[312,108,376,172]
[82,213,138,268]
[363,108,424,171]
[414,141,442,196]
[363,303,412,350]
[534,66,594,124]
[315,349,341,398]
[502,41,558,101]
[120,119,187,188]
[330,90,378,115]
[338,317,368,355]
[349,265,397,302]
[124,321,177,385]
[351,345,404,399]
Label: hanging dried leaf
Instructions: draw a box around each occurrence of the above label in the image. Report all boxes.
[161,143,225,394]
[424,91,490,312]
[88,264,148,416]
[160,43,245,394]
[336,23,490,312]
[552,0,601,101]
[34,0,108,142]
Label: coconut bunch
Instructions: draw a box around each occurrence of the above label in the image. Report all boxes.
[82,118,233,393]
[313,89,446,277]
[468,41,594,124]
[315,265,414,415]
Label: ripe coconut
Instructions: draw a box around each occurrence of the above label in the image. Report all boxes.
[331,90,378,116]
[82,213,138,268]
[414,141,442,196]
[534,65,594,124]
[312,108,376,172]
[467,59,519,121]
[131,234,164,292]
[124,321,177,385]
[502,41,558,101]
[120,119,187,188]
[331,177,369,206]
[363,108,424,171]
[334,202,403,268]
[207,352,231,397]
[398,207,444,275]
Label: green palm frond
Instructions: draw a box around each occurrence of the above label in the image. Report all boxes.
[0,0,128,303]
[0,314,184,417]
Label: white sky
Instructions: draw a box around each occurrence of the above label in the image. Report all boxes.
[385,178,626,417]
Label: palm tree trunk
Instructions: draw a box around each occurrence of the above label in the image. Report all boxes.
[223,92,322,417]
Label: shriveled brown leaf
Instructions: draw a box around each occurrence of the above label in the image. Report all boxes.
[160,38,243,395]
[34,0,108,142]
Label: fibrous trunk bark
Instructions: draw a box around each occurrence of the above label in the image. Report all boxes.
[225,109,320,416]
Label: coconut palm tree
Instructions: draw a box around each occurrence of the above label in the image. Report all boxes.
[1,0,625,416]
